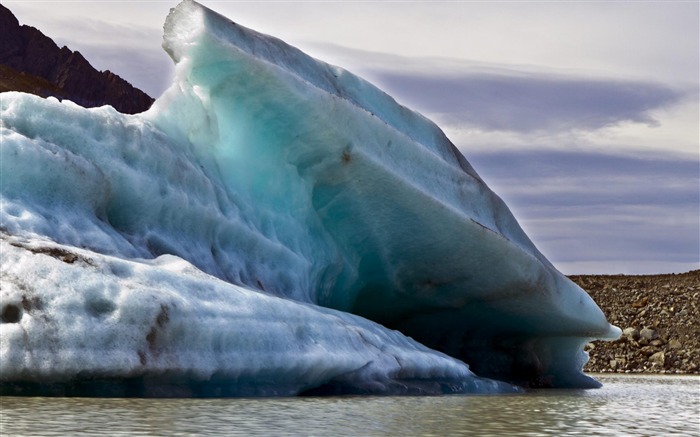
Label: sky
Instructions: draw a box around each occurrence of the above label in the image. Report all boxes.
[5,0,699,275]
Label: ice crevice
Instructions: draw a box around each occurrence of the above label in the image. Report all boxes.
[0,0,619,397]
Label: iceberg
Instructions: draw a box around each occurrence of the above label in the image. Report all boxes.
[0,0,619,396]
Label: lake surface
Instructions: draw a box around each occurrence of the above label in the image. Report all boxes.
[1,375,698,436]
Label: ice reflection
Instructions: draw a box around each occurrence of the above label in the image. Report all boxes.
[1,375,697,436]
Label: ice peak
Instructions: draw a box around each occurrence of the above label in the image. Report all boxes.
[0,0,618,396]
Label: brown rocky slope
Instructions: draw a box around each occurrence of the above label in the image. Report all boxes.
[570,270,699,374]
[0,4,153,114]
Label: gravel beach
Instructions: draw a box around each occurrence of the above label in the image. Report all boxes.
[570,270,699,374]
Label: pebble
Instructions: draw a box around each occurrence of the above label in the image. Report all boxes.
[650,351,666,367]
[569,271,700,375]
[623,327,640,340]
[640,327,658,341]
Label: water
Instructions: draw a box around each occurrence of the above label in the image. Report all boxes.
[1,375,698,436]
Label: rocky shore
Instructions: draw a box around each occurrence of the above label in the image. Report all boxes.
[570,270,699,374]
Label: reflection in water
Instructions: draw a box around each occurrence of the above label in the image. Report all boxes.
[1,375,698,436]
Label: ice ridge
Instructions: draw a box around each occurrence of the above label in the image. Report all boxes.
[0,0,619,396]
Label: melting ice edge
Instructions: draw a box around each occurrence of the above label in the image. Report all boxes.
[0,0,620,397]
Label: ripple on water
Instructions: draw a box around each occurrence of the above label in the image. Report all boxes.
[0,375,698,436]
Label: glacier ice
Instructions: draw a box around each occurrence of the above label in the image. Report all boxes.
[0,0,619,396]
[1,237,517,396]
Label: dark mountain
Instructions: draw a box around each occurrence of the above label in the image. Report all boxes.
[0,4,154,114]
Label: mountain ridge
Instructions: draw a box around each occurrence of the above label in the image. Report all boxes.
[0,4,154,114]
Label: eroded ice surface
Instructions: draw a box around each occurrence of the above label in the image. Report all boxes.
[1,237,515,396]
[0,0,619,396]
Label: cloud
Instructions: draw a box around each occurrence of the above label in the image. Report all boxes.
[467,150,699,274]
[371,71,686,133]
[469,150,698,206]
[526,202,699,274]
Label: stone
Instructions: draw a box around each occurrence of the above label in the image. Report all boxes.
[640,327,658,341]
[641,346,657,357]
[631,296,648,308]
[623,327,640,340]
[649,351,665,367]
[668,339,682,349]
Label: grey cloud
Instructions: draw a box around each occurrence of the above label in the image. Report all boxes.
[372,72,686,133]
[524,203,699,270]
[466,150,699,273]
[469,150,699,207]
